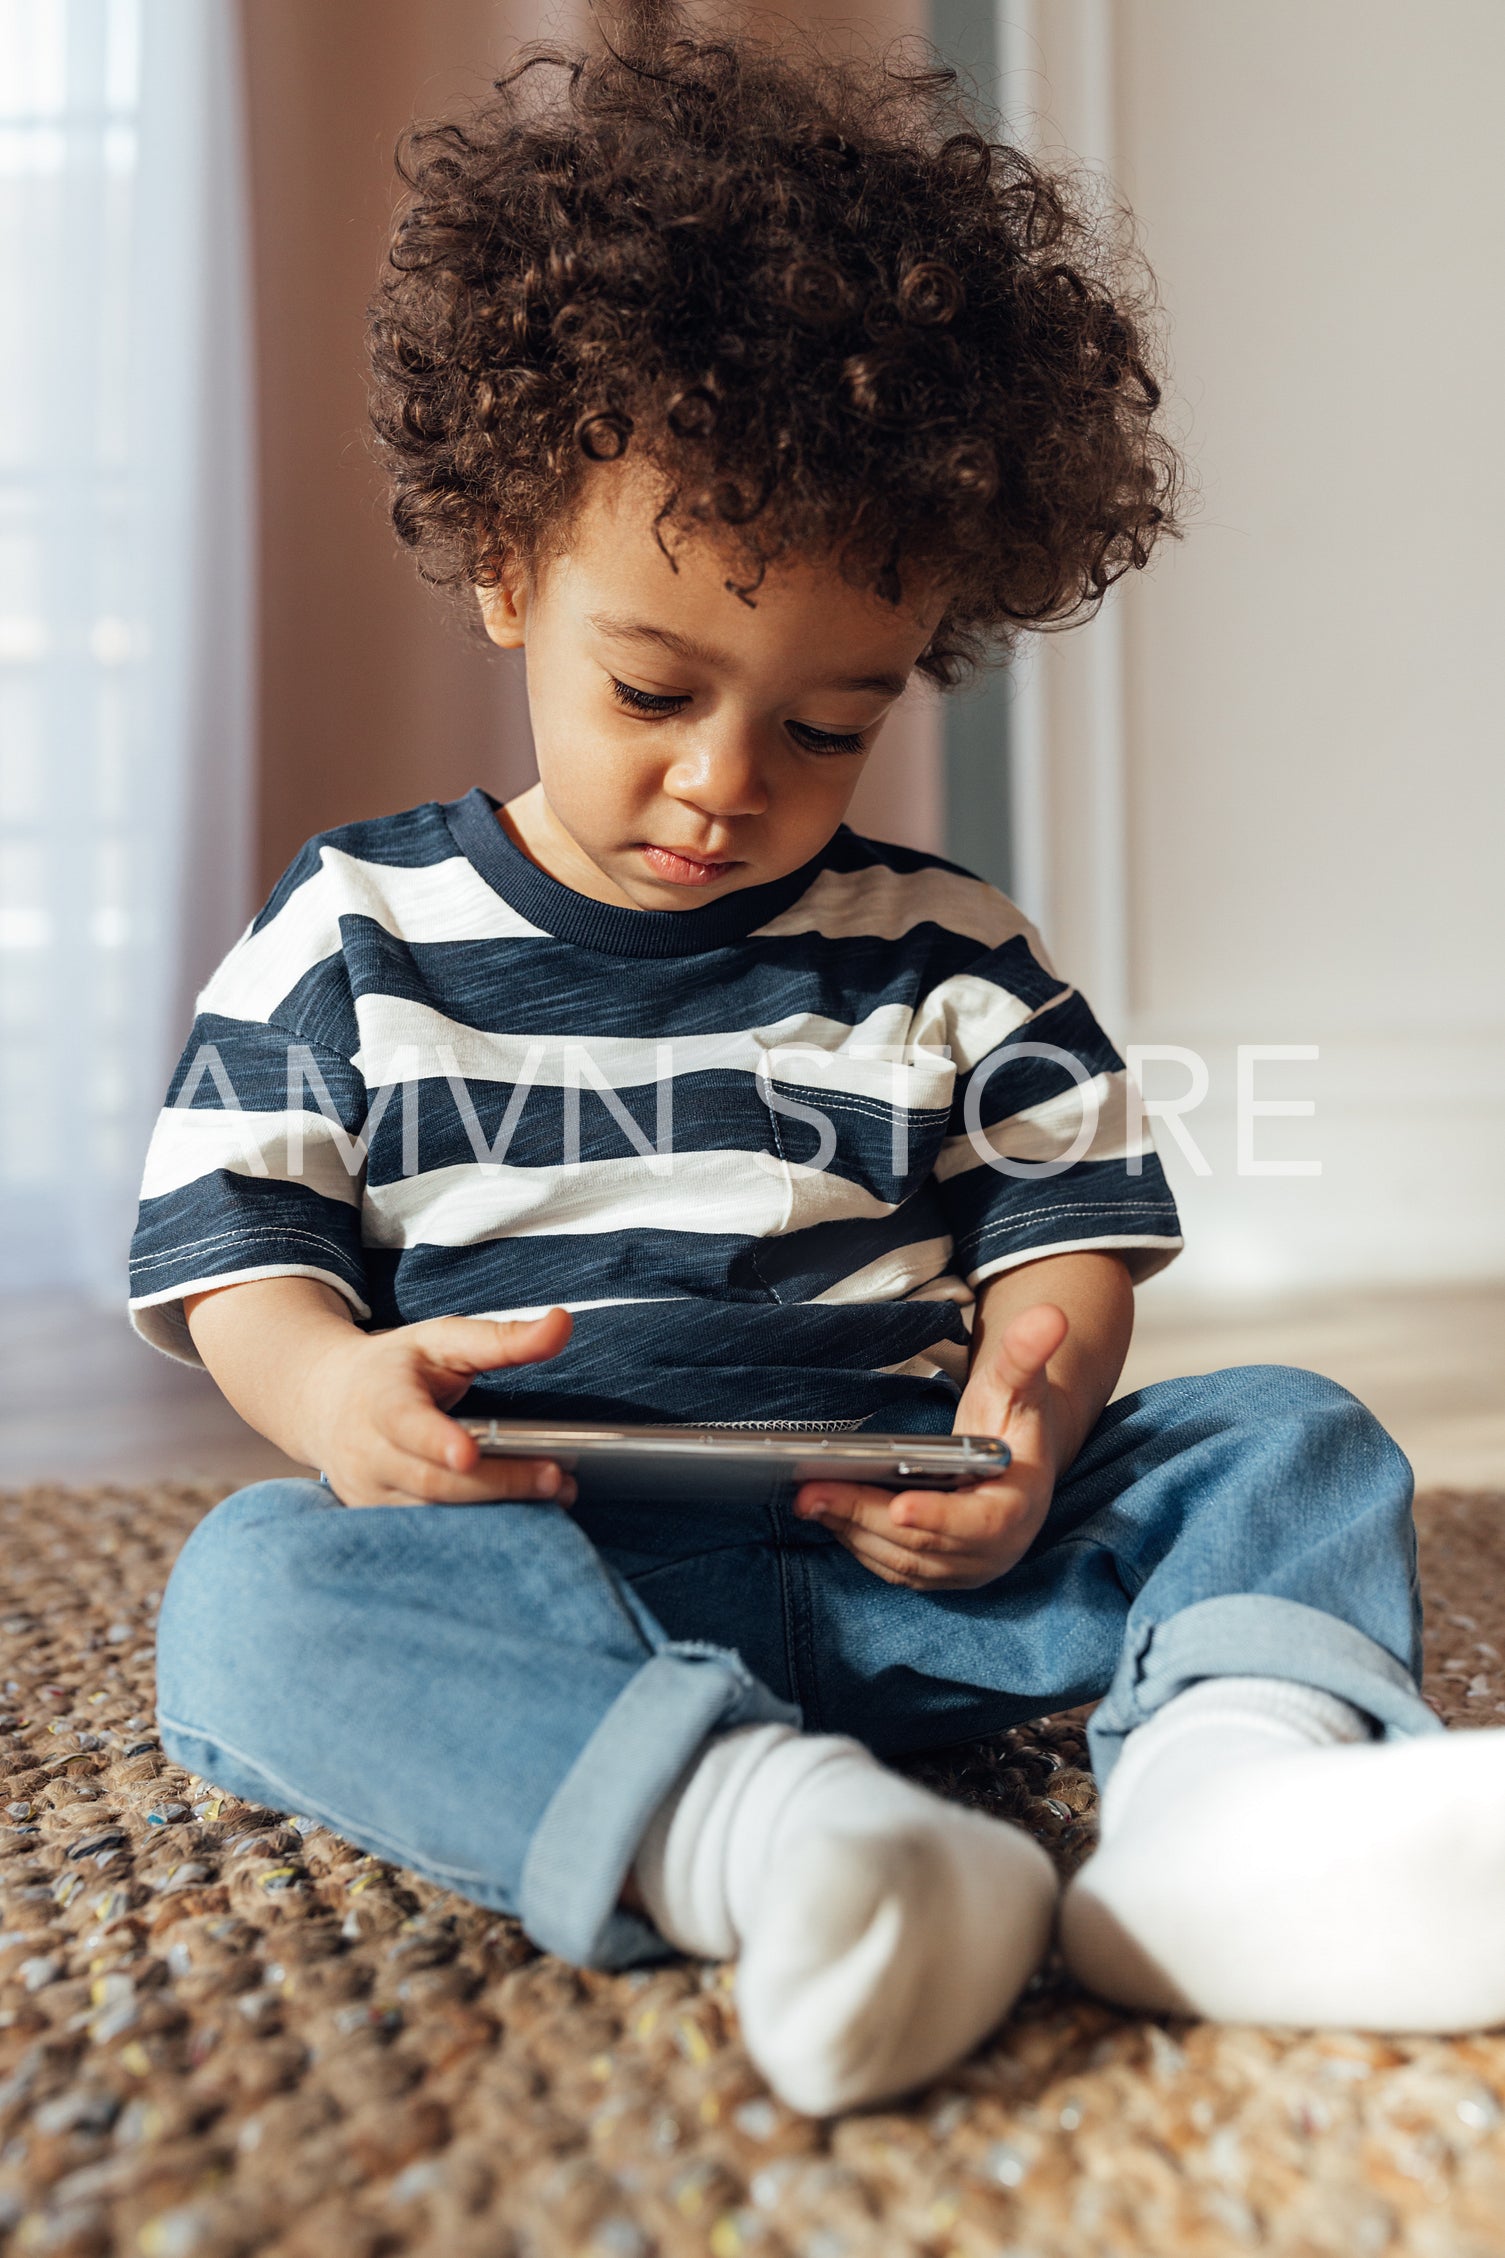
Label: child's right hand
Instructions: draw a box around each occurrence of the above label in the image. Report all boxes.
[300,1308,578,1507]
[184,1280,576,1509]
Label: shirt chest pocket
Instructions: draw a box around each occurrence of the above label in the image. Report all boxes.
[755,1042,955,1210]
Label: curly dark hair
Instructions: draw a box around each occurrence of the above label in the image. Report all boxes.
[367,0,1181,683]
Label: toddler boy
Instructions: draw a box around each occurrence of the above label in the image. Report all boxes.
[130,14,1493,2116]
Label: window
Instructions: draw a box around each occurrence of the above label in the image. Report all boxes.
[0,0,252,1296]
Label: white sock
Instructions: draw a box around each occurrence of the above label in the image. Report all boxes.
[1063,1675,1505,2030]
[633,1722,1057,2114]
[1098,1673,1372,1839]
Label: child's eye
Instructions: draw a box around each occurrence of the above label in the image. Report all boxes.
[611,677,690,717]
[787,721,869,756]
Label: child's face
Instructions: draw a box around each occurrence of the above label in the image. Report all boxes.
[478,463,942,910]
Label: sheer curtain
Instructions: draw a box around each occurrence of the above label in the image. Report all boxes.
[0,0,254,1299]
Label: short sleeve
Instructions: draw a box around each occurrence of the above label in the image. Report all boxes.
[128,884,374,1362]
[926,929,1183,1288]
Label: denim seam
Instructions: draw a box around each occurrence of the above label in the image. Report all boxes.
[156,1710,496,1887]
[796,1545,823,1729]
[766,1498,804,1714]
[578,1512,693,1662]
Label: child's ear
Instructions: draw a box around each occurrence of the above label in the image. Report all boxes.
[476,562,527,649]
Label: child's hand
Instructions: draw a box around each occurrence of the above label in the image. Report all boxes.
[296,1307,578,1509]
[793,1303,1069,1591]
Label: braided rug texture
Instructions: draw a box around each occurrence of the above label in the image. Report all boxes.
[3,1484,1505,2258]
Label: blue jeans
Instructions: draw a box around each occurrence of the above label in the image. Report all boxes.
[157,1365,1439,1971]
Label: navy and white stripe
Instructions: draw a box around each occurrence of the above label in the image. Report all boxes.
[129,789,1181,1427]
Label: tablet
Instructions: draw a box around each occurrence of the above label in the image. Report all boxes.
[456,1419,1009,1507]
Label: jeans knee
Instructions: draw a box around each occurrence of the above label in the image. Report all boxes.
[1207,1364,1411,1492]
[165,1479,330,1600]
[158,1481,332,1690]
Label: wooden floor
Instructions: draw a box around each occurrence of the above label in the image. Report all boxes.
[1118,1277,1505,1491]
[2,1280,1501,1492]
[0,1291,300,1490]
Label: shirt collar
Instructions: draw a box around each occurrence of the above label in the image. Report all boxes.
[445,787,834,959]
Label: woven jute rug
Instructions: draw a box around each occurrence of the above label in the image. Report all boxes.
[4,1486,1505,2258]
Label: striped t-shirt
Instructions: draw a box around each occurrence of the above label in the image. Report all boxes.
[128,789,1182,1430]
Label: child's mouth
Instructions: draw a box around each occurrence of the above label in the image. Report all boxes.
[639,844,738,887]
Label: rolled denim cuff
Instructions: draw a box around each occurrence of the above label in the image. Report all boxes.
[1088,1594,1442,1784]
[518,1641,801,1970]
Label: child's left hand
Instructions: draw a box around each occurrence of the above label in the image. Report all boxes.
[793,1302,1069,1591]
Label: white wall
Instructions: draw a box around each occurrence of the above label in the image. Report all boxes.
[1007,0,1505,1296]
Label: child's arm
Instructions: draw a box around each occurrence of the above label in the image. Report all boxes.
[793,1250,1134,1591]
[184,1277,577,1508]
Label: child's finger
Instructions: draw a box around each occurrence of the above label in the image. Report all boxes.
[888,1479,1021,1538]
[382,1396,572,1502]
[984,1300,1069,1396]
[386,1393,484,1471]
[413,1308,574,1378]
[794,1479,906,1526]
[830,1523,996,1589]
[373,1446,573,1507]
[796,1479,1012,1549]
[796,1481,975,1554]
[793,1479,903,1531]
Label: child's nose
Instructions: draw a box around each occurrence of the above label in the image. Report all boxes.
[662,728,770,820]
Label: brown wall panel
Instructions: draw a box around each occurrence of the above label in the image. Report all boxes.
[241,0,556,892]
[241,0,936,893]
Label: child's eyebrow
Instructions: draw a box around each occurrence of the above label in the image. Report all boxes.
[585,611,907,699]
